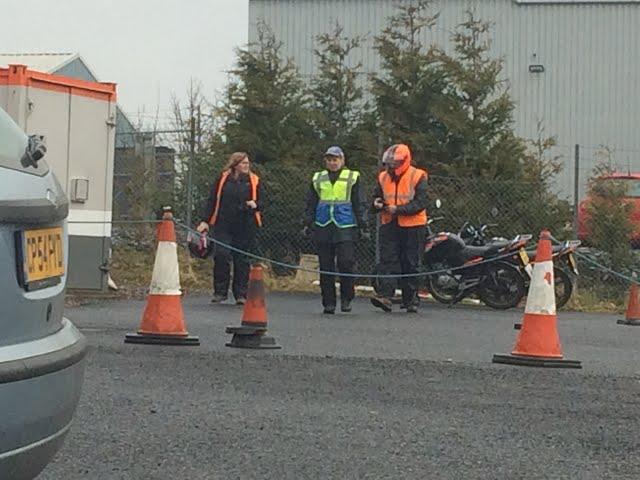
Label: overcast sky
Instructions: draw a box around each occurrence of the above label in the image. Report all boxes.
[0,0,249,127]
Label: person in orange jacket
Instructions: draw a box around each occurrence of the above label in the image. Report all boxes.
[197,152,264,305]
[371,144,428,313]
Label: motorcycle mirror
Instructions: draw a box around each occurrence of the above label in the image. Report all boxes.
[435,199,442,209]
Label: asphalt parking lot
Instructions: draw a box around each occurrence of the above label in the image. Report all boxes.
[39,294,640,479]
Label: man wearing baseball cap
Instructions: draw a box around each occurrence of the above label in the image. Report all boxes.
[303,146,364,314]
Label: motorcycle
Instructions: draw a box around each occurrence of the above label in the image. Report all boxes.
[423,225,532,309]
[459,222,580,309]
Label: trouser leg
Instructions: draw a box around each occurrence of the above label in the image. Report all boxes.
[336,241,356,302]
[231,233,254,299]
[399,226,426,307]
[317,242,337,308]
[213,230,233,297]
[378,223,401,299]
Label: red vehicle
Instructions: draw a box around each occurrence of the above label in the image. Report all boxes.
[577,173,640,247]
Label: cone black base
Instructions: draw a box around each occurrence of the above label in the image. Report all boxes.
[492,353,581,369]
[225,325,281,349]
[617,319,640,326]
[125,333,200,346]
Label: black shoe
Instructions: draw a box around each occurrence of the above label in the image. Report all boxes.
[211,294,228,303]
[341,300,352,313]
[406,305,418,313]
[323,307,336,314]
[235,297,246,306]
[371,296,393,313]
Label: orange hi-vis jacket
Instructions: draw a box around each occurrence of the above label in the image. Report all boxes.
[208,171,263,227]
[378,166,428,227]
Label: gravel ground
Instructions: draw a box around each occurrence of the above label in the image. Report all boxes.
[38,294,640,479]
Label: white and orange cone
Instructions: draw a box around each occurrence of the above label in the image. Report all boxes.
[493,230,580,368]
[125,208,199,346]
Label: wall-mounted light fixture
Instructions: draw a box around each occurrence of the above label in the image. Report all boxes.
[529,52,545,73]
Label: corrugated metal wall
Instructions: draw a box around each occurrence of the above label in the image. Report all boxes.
[249,0,640,199]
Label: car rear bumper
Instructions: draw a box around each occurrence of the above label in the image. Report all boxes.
[0,318,88,480]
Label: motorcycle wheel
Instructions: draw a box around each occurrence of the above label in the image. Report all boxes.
[554,266,574,309]
[426,264,460,304]
[478,261,526,310]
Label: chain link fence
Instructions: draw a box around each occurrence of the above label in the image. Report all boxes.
[111,143,639,310]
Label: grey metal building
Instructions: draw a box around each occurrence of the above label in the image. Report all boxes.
[249,0,640,199]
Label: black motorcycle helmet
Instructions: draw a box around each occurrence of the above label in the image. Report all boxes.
[187,231,214,259]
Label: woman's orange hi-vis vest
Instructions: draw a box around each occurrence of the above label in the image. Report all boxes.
[378,166,428,227]
[208,171,263,227]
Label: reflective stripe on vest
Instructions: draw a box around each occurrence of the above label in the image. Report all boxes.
[208,171,263,227]
[313,168,359,228]
[378,166,428,227]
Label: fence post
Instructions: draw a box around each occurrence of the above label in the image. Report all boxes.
[375,133,384,267]
[573,144,580,234]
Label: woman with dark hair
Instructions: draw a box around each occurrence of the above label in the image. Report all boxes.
[197,152,264,304]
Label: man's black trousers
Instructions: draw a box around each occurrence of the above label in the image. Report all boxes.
[377,222,426,307]
[316,241,356,308]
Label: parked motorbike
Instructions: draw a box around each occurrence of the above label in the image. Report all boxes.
[370,200,531,310]
[459,222,580,309]
[423,226,532,309]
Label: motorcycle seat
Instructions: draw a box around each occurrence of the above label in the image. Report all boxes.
[461,244,502,261]
[485,239,510,249]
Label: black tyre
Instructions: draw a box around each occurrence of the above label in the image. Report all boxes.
[426,263,460,304]
[554,266,574,309]
[478,261,526,310]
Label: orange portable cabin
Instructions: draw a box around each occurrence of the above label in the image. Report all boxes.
[0,61,117,290]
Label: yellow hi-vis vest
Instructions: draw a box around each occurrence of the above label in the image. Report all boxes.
[313,168,359,228]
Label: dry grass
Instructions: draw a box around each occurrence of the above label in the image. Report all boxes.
[109,245,211,298]
[563,290,626,314]
[108,245,319,298]
[108,246,628,313]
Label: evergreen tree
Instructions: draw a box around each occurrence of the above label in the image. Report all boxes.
[217,21,315,165]
[311,23,376,167]
[436,11,526,179]
[371,0,449,168]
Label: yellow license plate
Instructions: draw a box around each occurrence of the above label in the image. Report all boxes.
[22,227,65,283]
[518,248,529,265]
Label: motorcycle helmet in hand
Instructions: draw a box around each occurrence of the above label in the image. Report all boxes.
[187,231,214,259]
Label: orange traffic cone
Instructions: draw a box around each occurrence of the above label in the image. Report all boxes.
[225,264,281,349]
[617,278,640,326]
[125,207,199,346]
[493,230,580,368]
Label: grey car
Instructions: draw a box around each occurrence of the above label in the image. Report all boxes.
[0,106,87,479]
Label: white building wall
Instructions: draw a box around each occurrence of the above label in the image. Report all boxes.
[67,94,115,239]
[250,0,640,200]
[23,87,71,189]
